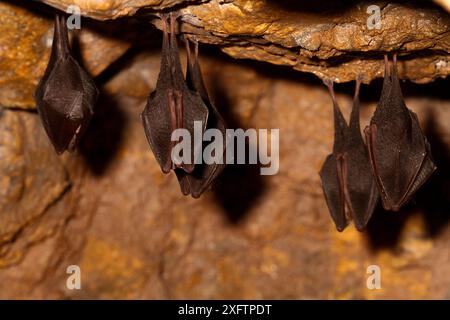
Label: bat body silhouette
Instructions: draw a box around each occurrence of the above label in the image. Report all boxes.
[35,13,98,154]
[320,78,379,231]
[365,55,436,211]
[175,40,228,198]
[141,14,209,174]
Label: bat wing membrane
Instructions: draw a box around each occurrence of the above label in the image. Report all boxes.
[320,154,347,232]
[142,90,174,174]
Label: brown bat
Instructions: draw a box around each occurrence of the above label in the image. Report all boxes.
[364,55,436,211]
[320,77,379,232]
[175,39,228,198]
[141,13,209,174]
[34,13,98,154]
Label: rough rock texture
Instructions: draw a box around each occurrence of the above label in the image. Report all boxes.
[37,0,206,20]
[0,0,449,299]
[0,111,69,267]
[34,0,450,83]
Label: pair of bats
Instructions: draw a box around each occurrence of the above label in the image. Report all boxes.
[320,55,436,232]
[141,13,227,198]
[35,13,98,154]
[35,12,225,198]
[36,13,434,211]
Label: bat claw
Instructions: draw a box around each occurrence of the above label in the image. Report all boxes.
[392,53,398,70]
[322,78,338,105]
[355,73,364,84]
[170,11,182,24]
[169,11,182,36]
[158,13,169,33]
[383,54,391,78]
[322,78,334,89]
[354,74,363,100]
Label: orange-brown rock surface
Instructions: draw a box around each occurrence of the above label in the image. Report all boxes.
[0,0,449,299]
[31,0,450,83]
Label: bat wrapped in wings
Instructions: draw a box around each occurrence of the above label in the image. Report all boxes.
[320,77,379,231]
[35,13,98,154]
[364,55,436,211]
[174,39,228,198]
[141,13,209,174]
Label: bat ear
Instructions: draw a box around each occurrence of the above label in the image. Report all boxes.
[322,79,339,111]
[322,79,338,112]
[354,74,363,99]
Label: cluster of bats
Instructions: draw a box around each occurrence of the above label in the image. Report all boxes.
[320,55,436,232]
[141,13,227,198]
[35,13,226,198]
[34,13,437,230]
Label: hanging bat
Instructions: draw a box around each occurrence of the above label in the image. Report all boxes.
[174,39,228,198]
[141,13,209,174]
[320,77,379,232]
[34,13,98,154]
[364,55,436,211]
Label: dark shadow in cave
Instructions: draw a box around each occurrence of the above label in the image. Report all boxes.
[65,18,162,176]
[208,75,268,224]
[68,30,129,176]
[364,109,450,251]
[78,91,127,176]
[365,203,415,251]
[415,111,450,237]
